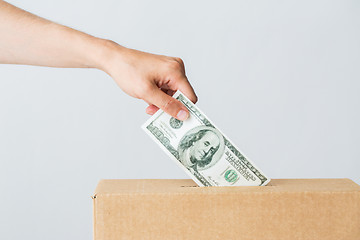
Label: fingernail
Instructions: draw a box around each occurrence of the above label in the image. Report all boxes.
[176,110,188,121]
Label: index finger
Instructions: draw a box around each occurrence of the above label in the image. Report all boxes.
[175,76,198,104]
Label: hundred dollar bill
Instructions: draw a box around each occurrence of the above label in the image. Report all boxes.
[142,91,270,187]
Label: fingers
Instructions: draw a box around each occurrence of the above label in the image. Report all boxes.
[142,57,196,119]
[145,87,189,121]
[169,57,197,104]
[145,104,159,115]
[175,75,198,104]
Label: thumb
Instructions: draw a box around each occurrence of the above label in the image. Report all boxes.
[146,88,189,121]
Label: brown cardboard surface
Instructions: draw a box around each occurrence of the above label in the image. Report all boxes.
[93,179,360,240]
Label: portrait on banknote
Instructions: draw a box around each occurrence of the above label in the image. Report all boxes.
[178,126,225,172]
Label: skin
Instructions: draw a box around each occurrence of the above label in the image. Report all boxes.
[0,0,197,120]
[190,131,220,161]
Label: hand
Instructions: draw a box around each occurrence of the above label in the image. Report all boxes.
[99,40,197,121]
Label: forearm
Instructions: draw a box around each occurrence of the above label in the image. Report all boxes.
[0,0,108,69]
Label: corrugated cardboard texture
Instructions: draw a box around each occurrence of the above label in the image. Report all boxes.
[93,179,360,240]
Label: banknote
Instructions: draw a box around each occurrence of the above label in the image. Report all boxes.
[142,91,270,186]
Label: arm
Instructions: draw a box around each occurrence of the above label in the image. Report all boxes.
[0,0,197,120]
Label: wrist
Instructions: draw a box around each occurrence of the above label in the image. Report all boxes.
[90,38,127,74]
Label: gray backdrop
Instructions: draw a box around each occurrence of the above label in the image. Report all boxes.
[1,0,359,239]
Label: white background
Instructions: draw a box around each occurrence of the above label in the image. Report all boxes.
[1,0,359,239]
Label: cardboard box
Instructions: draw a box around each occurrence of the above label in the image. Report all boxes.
[92,179,360,240]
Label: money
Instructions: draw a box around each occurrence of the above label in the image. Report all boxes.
[142,91,270,187]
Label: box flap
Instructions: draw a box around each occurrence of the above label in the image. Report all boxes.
[93,178,360,196]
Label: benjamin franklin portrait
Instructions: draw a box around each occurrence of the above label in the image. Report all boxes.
[178,126,224,172]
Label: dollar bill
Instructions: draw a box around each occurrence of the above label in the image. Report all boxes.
[142,91,270,187]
